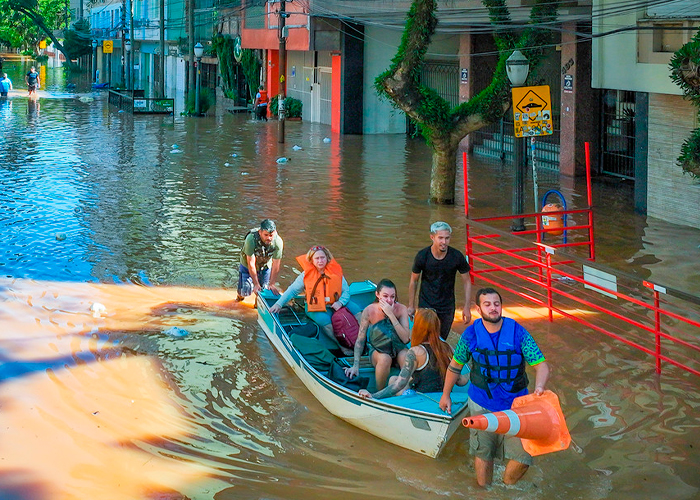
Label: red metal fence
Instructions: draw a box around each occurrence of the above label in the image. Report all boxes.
[462,149,700,378]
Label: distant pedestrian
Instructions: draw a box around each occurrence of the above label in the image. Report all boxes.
[26,66,40,97]
[253,85,268,121]
[408,221,472,340]
[0,73,12,97]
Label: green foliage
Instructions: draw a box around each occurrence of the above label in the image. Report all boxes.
[1,0,66,50]
[670,30,700,178]
[184,87,215,116]
[212,34,238,93]
[269,95,303,118]
[677,126,700,179]
[35,53,47,62]
[223,88,237,100]
[63,18,91,60]
[239,48,260,102]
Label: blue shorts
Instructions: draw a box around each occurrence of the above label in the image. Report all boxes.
[237,264,270,297]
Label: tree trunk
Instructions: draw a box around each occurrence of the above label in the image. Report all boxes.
[429,138,459,204]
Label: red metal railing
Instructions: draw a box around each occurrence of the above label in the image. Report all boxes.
[462,144,700,378]
[465,218,700,378]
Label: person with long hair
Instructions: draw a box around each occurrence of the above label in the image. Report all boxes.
[345,279,410,390]
[357,308,467,399]
[269,245,361,355]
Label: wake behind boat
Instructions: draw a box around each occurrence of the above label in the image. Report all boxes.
[256,281,469,458]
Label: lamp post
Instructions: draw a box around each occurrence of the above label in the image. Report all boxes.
[91,39,98,83]
[194,42,204,116]
[506,50,530,232]
[124,39,131,90]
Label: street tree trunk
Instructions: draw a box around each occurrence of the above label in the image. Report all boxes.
[376,0,558,204]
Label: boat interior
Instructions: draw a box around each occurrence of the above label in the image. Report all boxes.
[259,284,469,416]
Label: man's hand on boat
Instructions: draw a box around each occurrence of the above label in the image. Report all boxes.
[269,304,281,314]
[439,394,452,414]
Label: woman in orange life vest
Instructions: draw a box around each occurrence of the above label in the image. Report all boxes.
[269,246,362,355]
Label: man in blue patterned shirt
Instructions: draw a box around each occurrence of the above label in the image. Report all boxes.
[440,287,550,487]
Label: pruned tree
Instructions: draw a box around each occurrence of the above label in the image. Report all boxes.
[375,0,558,204]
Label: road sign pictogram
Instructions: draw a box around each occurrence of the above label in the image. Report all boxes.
[511,85,553,138]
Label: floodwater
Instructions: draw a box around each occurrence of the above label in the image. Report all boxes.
[1,57,700,500]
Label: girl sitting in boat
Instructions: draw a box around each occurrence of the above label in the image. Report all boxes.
[345,279,410,390]
[269,245,361,356]
[356,308,468,399]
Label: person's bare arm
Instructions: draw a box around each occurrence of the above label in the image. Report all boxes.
[461,271,472,324]
[246,254,261,292]
[407,272,420,316]
[532,361,550,395]
[346,309,370,378]
[268,258,281,294]
[439,360,464,414]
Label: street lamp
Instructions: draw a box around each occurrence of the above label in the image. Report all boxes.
[91,39,98,83]
[506,50,530,232]
[124,39,132,90]
[194,42,204,116]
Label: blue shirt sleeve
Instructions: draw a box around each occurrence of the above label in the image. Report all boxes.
[452,327,473,365]
[515,323,546,365]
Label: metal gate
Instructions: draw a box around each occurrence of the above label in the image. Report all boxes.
[600,89,636,179]
[421,61,459,107]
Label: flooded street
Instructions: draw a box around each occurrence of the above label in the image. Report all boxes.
[1,60,700,500]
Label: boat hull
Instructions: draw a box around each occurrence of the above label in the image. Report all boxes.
[256,285,469,458]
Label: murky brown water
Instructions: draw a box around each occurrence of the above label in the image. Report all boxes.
[1,57,700,500]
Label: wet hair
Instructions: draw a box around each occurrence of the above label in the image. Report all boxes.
[430,221,452,234]
[411,308,453,379]
[375,278,398,301]
[306,245,333,263]
[475,287,503,306]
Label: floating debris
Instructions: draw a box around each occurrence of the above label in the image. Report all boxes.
[55,233,67,241]
[322,137,331,143]
[163,326,190,338]
[292,145,302,150]
[90,302,107,318]
[276,157,289,164]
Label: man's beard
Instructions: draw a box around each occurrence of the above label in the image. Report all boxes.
[482,313,502,324]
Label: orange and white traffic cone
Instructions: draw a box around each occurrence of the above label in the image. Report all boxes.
[462,390,571,456]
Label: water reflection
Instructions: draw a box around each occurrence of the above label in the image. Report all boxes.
[0,92,699,499]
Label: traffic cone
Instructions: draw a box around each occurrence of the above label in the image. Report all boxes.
[462,390,571,456]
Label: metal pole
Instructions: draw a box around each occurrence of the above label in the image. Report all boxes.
[129,0,134,90]
[511,134,526,232]
[277,0,286,143]
[93,45,97,83]
[120,1,126,87]
[159,0,165,97]
[531,136,540,212]
[195,56,201,115]
[187,0,195,100]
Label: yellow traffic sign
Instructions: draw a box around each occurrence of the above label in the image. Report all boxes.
[511,85,553,138]
[103,40,113,54]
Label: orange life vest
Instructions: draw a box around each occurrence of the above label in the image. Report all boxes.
[296,254,344,312]
[258,90,269,105]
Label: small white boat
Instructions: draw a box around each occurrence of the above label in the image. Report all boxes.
[256,280,469,458]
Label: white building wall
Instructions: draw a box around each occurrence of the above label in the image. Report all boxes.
[591,0,686,94]
[363,26,405,134]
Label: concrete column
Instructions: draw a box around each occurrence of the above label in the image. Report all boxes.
[459,32,474,151]
[559,22,599,177]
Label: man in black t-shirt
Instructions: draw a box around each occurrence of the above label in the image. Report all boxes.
[408,221,472,340]
[26,66,40,97]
